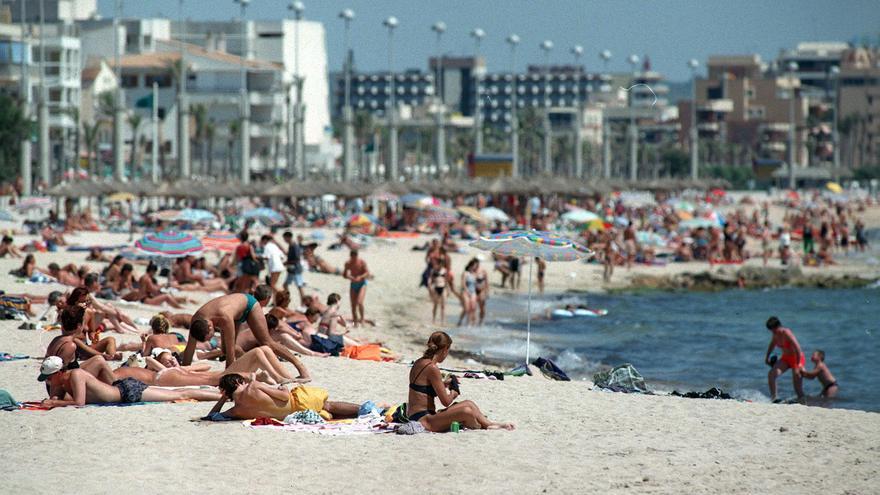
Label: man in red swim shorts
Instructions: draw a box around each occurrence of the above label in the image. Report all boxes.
[763,316,805,402]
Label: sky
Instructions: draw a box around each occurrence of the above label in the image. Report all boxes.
[100,0,880,81]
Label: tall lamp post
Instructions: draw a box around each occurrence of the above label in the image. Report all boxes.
[506,34,520,177]
[688,58,699,180]
[787,61,798,190]
[177,0,190,179]
[111,0,124,182]
[599,49,611,178]
[383,16,398,181]
[236,0,250,185]
[289,1,305,180]
[571,44,584,177]
[627,53,639,182]
[339,8,355,181]
[19,0,32,194]
[829,65,840,179]
[431,21,446,178]
[540,40,553,174]
[470,28,485,156]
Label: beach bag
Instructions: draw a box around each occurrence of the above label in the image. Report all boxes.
[241,257,262,276]
[531,357,571,381]
[308,335,344,356]
[593,363,649,393]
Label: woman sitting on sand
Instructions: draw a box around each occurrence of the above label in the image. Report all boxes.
[113,346,301,386]
[0,235,22,258]
[398,331,514,434]
[9,254,37,278]
[123,262,188,308]
[60,295,123,361]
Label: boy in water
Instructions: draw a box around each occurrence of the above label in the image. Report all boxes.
[801,350,838,398]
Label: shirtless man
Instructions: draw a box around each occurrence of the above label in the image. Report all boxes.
[343,250,370,327]
[47,263,81,286]
[180,285,310,382]
[38,356,221,407]
[207,373,362,421]
[801,350,839,398]
[127,263,186,308]
[764,316,805,402]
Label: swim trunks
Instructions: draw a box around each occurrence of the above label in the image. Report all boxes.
[780,353,805,369]
[350,280,367,292]
[235,294,258,325]
[112,377,148,403]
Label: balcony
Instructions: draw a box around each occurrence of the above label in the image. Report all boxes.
[698,122,721,132]
[698,99,733,112]
[759,122,791,132]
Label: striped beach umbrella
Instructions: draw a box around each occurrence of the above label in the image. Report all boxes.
[201,231,239,252]
[471,230,593,363]
[152,209,182,222]
[135,230,203,258]
[14,197,52,211]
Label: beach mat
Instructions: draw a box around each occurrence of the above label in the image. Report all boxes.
[0,353,29,362]
[66,244,129,252]
[243,418,396,436]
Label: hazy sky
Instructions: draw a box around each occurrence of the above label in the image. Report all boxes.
[100,0,879,81]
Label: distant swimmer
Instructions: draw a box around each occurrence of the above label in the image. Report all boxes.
[763,316,805,403]
[801,350,838,398]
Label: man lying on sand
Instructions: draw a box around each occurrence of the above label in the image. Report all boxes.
[207,373,372,421]
[38,356,221,407]
[180,286,310,382]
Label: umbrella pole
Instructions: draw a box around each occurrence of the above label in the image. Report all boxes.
[526,258,533,365]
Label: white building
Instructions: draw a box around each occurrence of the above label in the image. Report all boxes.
[9,0,97,23]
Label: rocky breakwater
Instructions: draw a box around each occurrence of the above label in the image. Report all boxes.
[628,265,878,291]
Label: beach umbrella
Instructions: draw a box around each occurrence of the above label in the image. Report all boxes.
[14,197,52,211]
[636,231,667,247]
[152,209,181,222]
[456,205,485,222]
[201,231,239,252]
[586,219,607,231]
[135,230,203,258]
[470,230,593,364]
[106,192,136,203]
[242,207,284,224]
[561,209,599,224]
[400,193,437,208]
[825,182,843,194]
[346,213,380,228]
[175,208,216,224]
[672,200,695,213]
[423,206,459,225]
[479,207,510,223]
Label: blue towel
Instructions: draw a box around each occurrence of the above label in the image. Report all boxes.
[0,353,29,362]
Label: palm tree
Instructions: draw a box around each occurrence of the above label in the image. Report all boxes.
[0,95,29,182]
[190,103,208,175]
[82,120,100,178]
[127,114,142,176]
[226,120,239,181]
[205,119,216,176]
[272,120,284,178]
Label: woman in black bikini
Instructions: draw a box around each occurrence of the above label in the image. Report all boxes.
[400,331,514,434]
[428,257,446,324]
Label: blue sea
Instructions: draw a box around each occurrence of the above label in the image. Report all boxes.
[448,285,880,412]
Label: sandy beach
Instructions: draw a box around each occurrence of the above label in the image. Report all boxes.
[2,215,879,494]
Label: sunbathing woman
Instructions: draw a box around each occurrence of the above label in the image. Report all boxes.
[9,254,37,278]
[86,247,111,263]
[113,346,301,386]
[208,373,365,421]
[39,357,221,407]
[173,256,229,292]
[45,307,121,378]
[124,263,187,308]
[400,331,514,434]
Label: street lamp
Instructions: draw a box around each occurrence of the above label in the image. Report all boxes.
[506,33,520,177]
[688,58,700,180]
[829,65,841,177]
[599,49,611,178]
[431,21,446,178]
[787,60,799,190]
[571,45,584,177]
[339,8,355,181]
[289,1,305,180]
[18,0,31,194]
[540,40,553,174]
[383,16,398,181]
[177,0,190,179]
[627,54,640,182]
[236,0,250,184]
[470,27,485,155]
[110,0,124,183]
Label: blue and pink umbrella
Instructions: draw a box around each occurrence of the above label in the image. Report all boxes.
[471,230,593,363]
[135,230,203,258]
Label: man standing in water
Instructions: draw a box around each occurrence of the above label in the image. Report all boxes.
[343,250,371,327]
[764,316,805,402]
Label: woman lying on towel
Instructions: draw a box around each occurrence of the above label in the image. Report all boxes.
[113,346,300,387]
[38,356,221,407]
[399,331,515,434]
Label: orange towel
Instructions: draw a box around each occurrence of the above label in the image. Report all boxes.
[341,344,382,361]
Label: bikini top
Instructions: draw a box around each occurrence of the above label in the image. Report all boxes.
[409,362,438,397]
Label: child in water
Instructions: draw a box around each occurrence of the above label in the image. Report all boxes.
[801,350,838,398]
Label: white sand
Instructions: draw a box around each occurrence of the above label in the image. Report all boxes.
[1,212,879,493]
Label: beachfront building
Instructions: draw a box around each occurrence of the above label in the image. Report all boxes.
[837,46,880,170]
[678,55,809,173]
[0,18,81,185]
[7,0,97,24]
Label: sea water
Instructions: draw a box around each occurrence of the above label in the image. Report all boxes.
[449,286,880,412]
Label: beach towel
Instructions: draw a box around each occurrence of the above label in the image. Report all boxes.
[66,244,128,252]
[0,353,29,362]
[244,414,396,436]
[341,344,382,361]
[0,389,19,410]
[593,364,649,393]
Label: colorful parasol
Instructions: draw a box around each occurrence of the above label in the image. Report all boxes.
[423,206,459,225]
[346,213,380,228]
[175,208,216,224]
[478,207,510,223]
[456,205,485,222]
[242,207,284,224]
[470,230,593,363]
[135,230,203,257]
[152,209,182,222]
[201,231,239,252]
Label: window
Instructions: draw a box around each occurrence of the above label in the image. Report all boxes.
[746,87,755,99]
[121,75,139,88]
[748,106,765,119]
[145,74,171,88]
